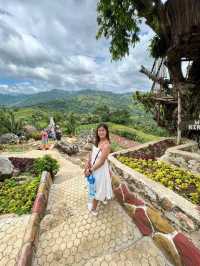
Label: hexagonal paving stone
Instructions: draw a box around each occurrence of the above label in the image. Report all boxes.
[85,237,173,266]
[30,149,175,266]
[0,214,30,266]
[32,168,143,266]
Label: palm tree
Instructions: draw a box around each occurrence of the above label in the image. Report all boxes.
[65,112,79,136]
[0,108,24,135]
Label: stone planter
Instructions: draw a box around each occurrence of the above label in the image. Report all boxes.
[17,171,52,266]
[9,157,35,173]
[109,139,200,266]
[160,141,200,174]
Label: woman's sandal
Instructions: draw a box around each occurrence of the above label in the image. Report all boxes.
[87,202,93,211]
[91,209,98,216]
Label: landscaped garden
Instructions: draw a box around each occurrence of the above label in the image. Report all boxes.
[117,156,200,205]
[0,155,59,215]
[0,176,40,215]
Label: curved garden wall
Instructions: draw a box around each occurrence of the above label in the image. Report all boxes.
[108,138,200,266]
[160,141,200,174]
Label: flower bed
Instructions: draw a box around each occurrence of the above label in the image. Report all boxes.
[0,155,59,215]
[109,139,200,234]
[117,156,200,205]
[109,138,200,265]
[9,157,35,172]
[0,176,40,215]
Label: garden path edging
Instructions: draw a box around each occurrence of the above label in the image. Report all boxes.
[17,171,52,266]
[109,139,200,266]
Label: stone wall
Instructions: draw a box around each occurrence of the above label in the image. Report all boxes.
[9,157,35,172]
[108,139,200,265]
[160,142,200,174]
[113,138,176,160]
[17,171,52,266]
[109,139,200,233]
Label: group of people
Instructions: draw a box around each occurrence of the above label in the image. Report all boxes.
[41,125,62,150]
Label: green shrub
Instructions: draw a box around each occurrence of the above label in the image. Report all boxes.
[27,131,41,140]
[112,128,141,141]
[33,155,59,176]
[108,123,160,143]
[118,156,200,205]
[111,141,122,152]
[0,176,40,215]
[65,112,79,136]
[77,123,98,134]
[110,127,146,143]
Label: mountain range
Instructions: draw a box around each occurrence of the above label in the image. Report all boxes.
[0,89,134,113]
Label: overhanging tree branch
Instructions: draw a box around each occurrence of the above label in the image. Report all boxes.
[140,65,170,89]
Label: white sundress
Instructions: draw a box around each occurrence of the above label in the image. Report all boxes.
[91,145,113,201]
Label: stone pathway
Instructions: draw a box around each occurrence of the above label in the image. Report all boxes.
[30,149,172,266]
[1,148,173,265]
[0,214,30,266]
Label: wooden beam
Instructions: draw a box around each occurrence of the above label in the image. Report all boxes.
[150,97,177,104]
[140,65,170,88]
[150,58,165,93]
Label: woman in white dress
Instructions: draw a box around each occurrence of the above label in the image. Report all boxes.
[84,124,113,216]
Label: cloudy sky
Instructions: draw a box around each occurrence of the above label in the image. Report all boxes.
[0,0,156,95]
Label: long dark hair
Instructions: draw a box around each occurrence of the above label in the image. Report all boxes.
[95,123,110,147]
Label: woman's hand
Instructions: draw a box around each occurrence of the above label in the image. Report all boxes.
[84,167,91,177]
[90,166,95,172]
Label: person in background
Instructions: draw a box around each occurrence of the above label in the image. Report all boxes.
[41,129,48,150]
[55,125,62,141]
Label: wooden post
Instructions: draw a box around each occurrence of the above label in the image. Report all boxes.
[177,86,181,145]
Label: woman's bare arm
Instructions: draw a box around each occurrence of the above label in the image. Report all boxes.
[86,152,91,167]
[91,144,110,172]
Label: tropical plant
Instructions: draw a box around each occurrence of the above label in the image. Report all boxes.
[110,109,131,125]
[28,131,42,141]
[94,105,111,122]
[65,112,79,136]
[33,155,59,177]
[30,110,49,129]
[0,108,24,135]
[0,176,40,215]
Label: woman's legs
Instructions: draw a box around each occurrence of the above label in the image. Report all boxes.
[92,198,98,211]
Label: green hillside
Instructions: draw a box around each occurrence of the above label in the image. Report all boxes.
[0,89,169,137]
[0,89,132,110]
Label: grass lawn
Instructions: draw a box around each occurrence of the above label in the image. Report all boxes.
[0,144,33,153]
[77,122,163,144]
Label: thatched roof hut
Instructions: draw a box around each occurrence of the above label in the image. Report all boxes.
[164,0,200,60]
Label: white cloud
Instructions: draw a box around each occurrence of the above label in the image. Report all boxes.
[0,0,154,94]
